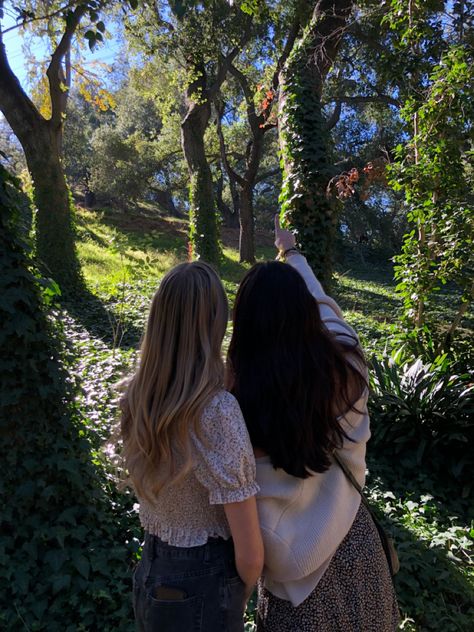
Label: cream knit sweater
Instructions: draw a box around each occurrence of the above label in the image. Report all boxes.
[256,254,370,607]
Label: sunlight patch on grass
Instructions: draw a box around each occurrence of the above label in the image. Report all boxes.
[76,209,184,290]
[336,272,397,299]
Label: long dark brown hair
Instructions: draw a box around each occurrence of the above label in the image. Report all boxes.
[227,261,367,478]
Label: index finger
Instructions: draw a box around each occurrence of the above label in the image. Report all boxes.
[274,214,281,233]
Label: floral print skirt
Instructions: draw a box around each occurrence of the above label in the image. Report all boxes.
[256,503,399,632]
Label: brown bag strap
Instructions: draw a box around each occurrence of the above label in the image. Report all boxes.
[333,452,370,506]
[333,451,399,577]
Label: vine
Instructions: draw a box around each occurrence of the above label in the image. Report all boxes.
[389,45,474,353]
[278,3,352,289]
[189,170,222,265]
[0,165,137,631]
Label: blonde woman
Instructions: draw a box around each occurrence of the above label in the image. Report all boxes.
[120,262,263,632]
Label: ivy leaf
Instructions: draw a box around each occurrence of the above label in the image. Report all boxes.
[52,574,71,595]
[72,552,90,580]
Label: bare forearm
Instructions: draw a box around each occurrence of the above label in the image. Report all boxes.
[235,556,262,589]
[224,497,264,597]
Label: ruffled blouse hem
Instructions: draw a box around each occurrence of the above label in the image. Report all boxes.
[139,512,231,547]
[209,481,260,505]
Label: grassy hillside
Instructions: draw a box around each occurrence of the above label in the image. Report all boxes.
[68,205,473,632]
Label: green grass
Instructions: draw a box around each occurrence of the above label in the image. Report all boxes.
[67,205,474,631]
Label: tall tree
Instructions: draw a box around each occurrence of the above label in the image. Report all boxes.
[215,11,300,263]
[278,0,354,288]
[128,0,252,265]
[0,0,114,288]
[215,69,272,263]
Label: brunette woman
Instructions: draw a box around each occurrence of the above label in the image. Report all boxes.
[120,261,263,632]
[227,218,399,631]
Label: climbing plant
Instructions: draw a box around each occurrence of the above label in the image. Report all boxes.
[278,0,354,289]
[279,63,335,287]
[0,164,137,631]
[389,43,474,353]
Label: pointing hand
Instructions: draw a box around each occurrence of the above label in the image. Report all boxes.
[274,214,296,253]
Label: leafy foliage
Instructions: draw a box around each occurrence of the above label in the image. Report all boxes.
[365,466,474,632]
[386,26,474,352]
[279,5,349,290]
[0,164,138,631]
[369,351,474,493]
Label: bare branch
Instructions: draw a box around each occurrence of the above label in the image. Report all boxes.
[1,0,79,35]
[327,93,400,107]
[215,100,245,187]
[46,4,87,127]
[0,30,43,140]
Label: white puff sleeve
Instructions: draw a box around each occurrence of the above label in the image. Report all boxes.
[192,391,260,505]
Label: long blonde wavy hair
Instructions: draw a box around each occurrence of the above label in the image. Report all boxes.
[120,261,228,503]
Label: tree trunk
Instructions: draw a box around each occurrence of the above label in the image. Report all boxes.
[278,0,354,289]
[216,170,239,228]
[152,187,180,217]
[22,124,81,288]
[0,34,81,290]
[239,184,255,263]
[181,100,220,266]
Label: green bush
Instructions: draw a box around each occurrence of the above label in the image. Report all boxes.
[0,165,137,631]
[369,351,474,494]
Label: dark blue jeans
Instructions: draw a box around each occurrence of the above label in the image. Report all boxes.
[133,533,246,632]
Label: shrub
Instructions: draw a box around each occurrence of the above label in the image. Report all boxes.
[368,351,474,494]
[0,165,137,631]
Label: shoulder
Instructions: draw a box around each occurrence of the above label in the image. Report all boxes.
[199,390,247,438]
[203,390,243,420]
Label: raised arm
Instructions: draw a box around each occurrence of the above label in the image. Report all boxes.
[274,216,356,341]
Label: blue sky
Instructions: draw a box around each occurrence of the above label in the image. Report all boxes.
[1,10,121,95]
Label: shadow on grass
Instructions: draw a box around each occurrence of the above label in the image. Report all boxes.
[64,283,144,350]
[366,458,474,631]
[336,285,400,317]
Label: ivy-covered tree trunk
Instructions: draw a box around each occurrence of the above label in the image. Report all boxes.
[0,164,134,630]
[181,56,225,266]
[23,126,81,288]
[181,73,221,266]
[278,0,354,289]
[0,24,82,290]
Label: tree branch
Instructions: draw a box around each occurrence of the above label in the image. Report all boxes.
[46,4,87,128]
[209,14,252,99]
[347,23,387,54]
[228,63,265,137]
[271,14,302,92]
[327,93,400,107]
[325,100,342,130]
[215,101,246,188]
[255,167,280,185]
[0,30,43,143]
[1,0,79,35]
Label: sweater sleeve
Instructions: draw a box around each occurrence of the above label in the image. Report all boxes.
[286,254,359,344]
